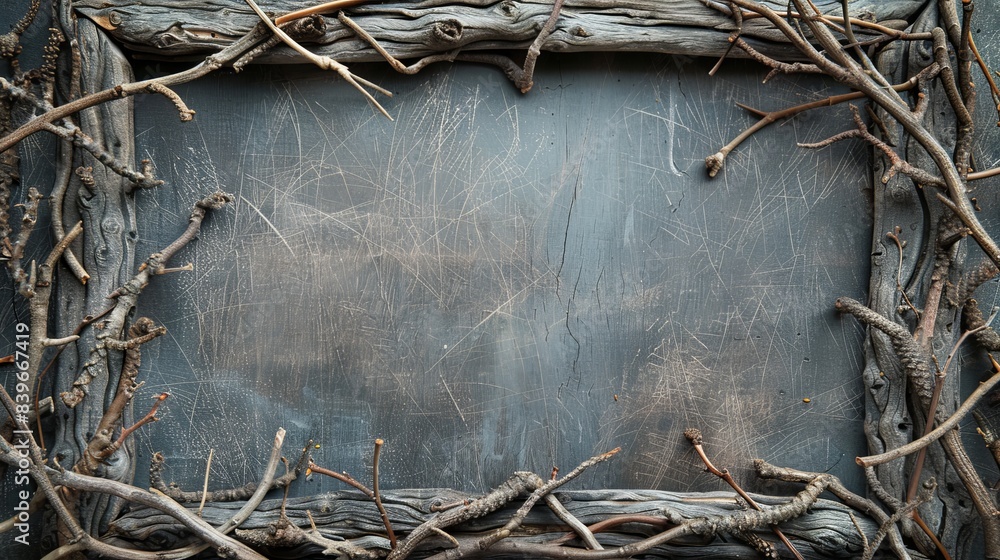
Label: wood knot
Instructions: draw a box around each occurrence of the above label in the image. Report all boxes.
[431,19,463,47]
[497,0,519,18]
[283,14,326,42]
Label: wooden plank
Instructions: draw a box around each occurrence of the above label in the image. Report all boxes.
[72,0,926,61]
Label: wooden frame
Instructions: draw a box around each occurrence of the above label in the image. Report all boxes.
[3,1,1000,558]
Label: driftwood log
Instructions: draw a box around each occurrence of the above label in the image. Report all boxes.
[104,488,878,559]
[73,0,928,62]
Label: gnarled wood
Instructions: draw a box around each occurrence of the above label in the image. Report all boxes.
[72,0,927,63]
[105,488,888,558]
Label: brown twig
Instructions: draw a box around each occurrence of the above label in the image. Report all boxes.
[307,460,374,496]
[705,79,918,178]
[336,12,461,75]
[885,226,920,317]
[428,473,832,560]
[516,0,565,93]
[0,23,275,153]
[757,461,913,559]
[151,439,311,503]
[470,448,621,554]
[550,515,672,545]
[372,438,397,548]
[111,392,167,451]
[685,429,803,560]
[198,448,214,517]
[798,105,945,187]
[857,364,1000,467]
[243,0,392,119]
[387,471,544,560]
[544,494,603,550]
[274,0,368,25]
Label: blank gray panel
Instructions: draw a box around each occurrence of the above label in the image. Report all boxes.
[128,53,870,496]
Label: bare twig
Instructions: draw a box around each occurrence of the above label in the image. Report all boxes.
[685,429,803,560]
[544,494,603,550]
[705,78,918,178]
[0,23,275,153]
[387,471,543,560]
[372,438,397,548]
[857,366,1000,467]
[275,0,368,25]
[198,448,214,517]
[243,0,392,119]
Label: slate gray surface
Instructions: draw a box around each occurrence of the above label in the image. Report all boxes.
[125,54,872,497]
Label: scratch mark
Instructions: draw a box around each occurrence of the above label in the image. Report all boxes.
[439,372,467,424]
[238,194,296,256]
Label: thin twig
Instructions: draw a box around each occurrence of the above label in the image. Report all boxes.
[0,23,274,153]
[372,438,397,548]
[685,429,803,560]
[275,0,369,25]
[242,0,392,119]
[858,354,1000,467]
[705,78,918,177]
[198,448,214,517]
[308,461,374,496]
[544,493,603,550]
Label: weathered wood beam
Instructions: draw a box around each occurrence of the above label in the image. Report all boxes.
[104,488,881,558]
[73,0,927,63]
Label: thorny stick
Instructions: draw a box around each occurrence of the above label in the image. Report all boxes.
[684,429,803,560]
[372,438,397,548]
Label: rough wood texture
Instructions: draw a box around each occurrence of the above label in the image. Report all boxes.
[50,1,142,538]
[72,0,927,62]
[860,2,982,557]
[104,488,885,558]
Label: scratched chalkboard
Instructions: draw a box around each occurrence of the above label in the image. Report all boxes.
[120,53,873,497]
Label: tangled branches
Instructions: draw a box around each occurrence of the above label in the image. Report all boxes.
[701,0,1000,558]
[3,0,1000,559]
